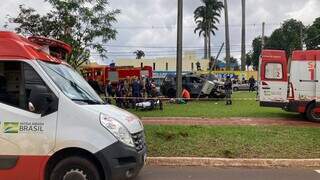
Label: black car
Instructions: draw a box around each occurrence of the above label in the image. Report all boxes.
[160,74,226,99]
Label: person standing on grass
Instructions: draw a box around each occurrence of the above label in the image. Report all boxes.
[224,76,232,105]
[105,82,113,104]
[249,76,256,92]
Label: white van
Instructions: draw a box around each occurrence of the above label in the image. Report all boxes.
[0,32,146,180]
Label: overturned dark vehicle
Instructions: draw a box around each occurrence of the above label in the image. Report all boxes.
[160,74,226,99]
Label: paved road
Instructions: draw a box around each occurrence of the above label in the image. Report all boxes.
[136,166,320,180]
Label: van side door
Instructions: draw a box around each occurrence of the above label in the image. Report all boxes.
[0,61,58,179]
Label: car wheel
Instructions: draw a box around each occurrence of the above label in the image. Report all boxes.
[49,156,101,180]
[306,103,320,122]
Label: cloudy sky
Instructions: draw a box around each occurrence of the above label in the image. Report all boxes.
[1,0,320,64]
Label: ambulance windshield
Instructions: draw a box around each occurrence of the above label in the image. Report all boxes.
[38,61,104,105]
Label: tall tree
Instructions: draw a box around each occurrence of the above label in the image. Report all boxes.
[134,50,145,59]
[251,36,263,69]
[7,0,120,69]
[241,0,246,71]
[305,17,320,50]
[265,19,305,56]
[224,0,231,70]
[194,0,224,60]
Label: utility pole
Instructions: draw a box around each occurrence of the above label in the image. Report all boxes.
[176,0,183,98]
[241,0,246,71]
[261,22,265,50]
[300,25,305,50]
[224,0,231,71]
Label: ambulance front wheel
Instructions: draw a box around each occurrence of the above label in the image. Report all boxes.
[49,156,101,180]
[306,103,320,122]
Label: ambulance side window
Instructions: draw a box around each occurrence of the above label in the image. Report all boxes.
[265,63,283,80]
[0,61,58,115]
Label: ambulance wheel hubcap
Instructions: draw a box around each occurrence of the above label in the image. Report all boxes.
[63,169,88,180]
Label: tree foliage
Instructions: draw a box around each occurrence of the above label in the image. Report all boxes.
[7,0,120,69]
[134,50,145,59]
[194,0,224,59]
[305,17,320,50]
[248,19,304,69]
[264,19,304,56]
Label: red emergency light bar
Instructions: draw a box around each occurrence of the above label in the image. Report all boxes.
[28,36,72,54]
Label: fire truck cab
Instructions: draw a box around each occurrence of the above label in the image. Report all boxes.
[0,31,146,180]
[260,49,320,121]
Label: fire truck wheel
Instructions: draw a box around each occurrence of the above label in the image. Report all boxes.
[49,156,101,180]
[306,103,320,122]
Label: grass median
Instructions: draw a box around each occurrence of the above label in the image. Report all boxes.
[145,125,320,159]
[130,92,298,119]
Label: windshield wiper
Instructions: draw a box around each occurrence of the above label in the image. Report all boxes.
[71,98,102,105]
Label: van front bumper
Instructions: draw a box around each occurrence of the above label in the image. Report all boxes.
[95,141,147,180]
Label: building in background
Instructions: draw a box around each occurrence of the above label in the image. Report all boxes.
[116,51,209,73]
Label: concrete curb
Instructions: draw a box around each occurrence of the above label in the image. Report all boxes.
[147,157,320,168]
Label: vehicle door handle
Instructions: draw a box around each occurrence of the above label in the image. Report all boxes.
[300,80,319,82]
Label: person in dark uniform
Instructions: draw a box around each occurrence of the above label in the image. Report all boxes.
[224,76,233,105]
[249,76,256,92]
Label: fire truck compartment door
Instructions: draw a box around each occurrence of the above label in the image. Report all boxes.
[291,51,320,102]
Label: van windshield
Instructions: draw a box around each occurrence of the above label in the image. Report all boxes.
[38,61,104,105]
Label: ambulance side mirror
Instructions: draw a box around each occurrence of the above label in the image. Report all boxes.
[28,84,56,116]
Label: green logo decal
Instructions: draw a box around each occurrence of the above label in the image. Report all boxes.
[3,122,20,133]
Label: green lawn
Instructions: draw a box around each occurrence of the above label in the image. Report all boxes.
[145,125,320,159]
[130,92,299,119]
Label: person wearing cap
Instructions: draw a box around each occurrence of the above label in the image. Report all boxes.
[224,75,233,105]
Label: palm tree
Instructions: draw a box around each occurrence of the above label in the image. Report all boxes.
[224,0,231,70]
[133,50,145,59]
[194,0,224,60]
[241,0,246,71]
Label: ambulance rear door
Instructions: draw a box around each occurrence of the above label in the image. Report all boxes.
[260,50,288,107]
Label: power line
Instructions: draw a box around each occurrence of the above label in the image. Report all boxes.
[114,23,282,29]
[102,44,252,49]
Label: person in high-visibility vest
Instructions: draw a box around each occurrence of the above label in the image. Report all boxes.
[182,87,191,102]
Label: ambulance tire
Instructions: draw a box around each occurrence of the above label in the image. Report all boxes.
[50,156,101,180]
[306,103,320,122]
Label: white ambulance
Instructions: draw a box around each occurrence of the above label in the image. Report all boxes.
[0,31,146,180]
[259,49,320,121]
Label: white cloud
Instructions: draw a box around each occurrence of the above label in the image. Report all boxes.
[286,0,320,24]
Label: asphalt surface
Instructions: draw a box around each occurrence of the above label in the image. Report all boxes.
[136,166,320,180]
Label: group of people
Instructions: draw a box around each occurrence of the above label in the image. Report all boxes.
[224,75,256,106]
[103,77,160,108]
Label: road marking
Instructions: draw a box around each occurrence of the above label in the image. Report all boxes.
[315,170,320,174]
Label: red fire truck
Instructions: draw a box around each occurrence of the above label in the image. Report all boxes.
[82,64,153,86]
[259,49,320,121]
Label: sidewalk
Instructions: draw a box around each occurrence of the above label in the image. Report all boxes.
[142,117,320,127]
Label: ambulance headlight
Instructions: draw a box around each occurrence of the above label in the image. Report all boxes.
[100,113,135,148]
